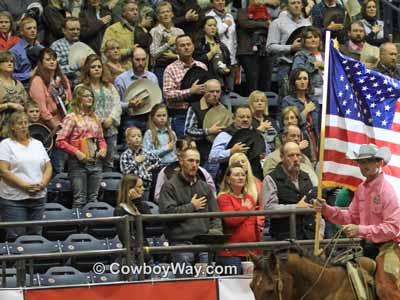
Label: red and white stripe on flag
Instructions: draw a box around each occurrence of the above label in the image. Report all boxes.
[323,100,400,194]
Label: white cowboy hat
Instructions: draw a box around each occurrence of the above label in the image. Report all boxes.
[346,144,392,165]
[68,42,95,68]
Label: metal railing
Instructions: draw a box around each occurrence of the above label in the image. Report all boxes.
[0,208,359,285]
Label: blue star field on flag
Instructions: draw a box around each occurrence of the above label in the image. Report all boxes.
[328,41,400,129]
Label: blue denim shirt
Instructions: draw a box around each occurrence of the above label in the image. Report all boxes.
[143,128,178,165]
[10,39,44,84]
[293,49,324,94]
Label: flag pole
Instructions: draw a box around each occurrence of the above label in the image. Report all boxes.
[314,30,331,256]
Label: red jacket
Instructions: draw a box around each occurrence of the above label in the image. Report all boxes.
[217,192,260,257]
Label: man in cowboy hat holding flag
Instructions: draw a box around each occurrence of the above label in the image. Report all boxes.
[315,143,400,299]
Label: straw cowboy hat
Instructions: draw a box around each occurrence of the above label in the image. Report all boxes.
[346,144,392,165]
[69,42,96,67]
[123,79,162,115]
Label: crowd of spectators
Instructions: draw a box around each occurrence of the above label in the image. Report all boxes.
[0,0,398,276]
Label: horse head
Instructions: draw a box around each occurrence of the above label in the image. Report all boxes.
[249,252,291,300]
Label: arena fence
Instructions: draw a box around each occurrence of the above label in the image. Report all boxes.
[0,208,359,286]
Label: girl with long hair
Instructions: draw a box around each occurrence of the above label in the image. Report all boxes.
[29,47,71,130]
[281,68,319,164]
[143,104,177,166]
[193,16,232,91]
[81,54,121,172]
[56,85,107,208]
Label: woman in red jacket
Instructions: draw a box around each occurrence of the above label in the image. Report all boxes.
[216,162,260,275]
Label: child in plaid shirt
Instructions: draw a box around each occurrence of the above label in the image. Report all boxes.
[120,127,161,201]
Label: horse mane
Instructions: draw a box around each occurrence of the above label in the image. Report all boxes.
[254,243,332,273]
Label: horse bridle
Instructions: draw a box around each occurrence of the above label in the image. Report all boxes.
[273,259,284,300]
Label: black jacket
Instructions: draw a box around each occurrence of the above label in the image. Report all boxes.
[79,5,111,54]
[269,163,315,240]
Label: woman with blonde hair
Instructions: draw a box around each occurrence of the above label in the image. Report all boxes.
[217,162,261,274]
[0,111,52,240]
[248,90,278,153]
[81,54,121,171]
[228,152,265,234]
[56,85,107,208]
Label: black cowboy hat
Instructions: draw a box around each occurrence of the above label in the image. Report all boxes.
[323,7,346,28]
[286,26,311,45]
[180,66,212,103]
[227,128,266,161]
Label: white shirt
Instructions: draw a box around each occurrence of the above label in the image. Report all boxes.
[206,9,238,65]
[0,138,50,200]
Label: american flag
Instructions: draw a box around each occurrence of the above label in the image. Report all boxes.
[323,41,400,193]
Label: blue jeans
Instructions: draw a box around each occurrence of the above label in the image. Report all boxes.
[216,256,243,275]
[103,134,117,172]
[50,148,68,175]
[68,158,102,208]
[170,241,208,278]
[0,197,46,241]
[170,114,186,139]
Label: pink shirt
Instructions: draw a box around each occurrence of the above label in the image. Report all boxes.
[323,173,400,244]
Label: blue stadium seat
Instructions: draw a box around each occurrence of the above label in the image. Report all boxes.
[8,235,62,273]
[81,202,116,238]
[265,91,281,120]
[62,234,111,272]
[37,266,91,286]
[106,236,124,250]
[0,268,32,287]
[98,172,123,206]
[90,264,125,283]
[42,203,80,241]
[221,91,248,111]
[47,173,73,208]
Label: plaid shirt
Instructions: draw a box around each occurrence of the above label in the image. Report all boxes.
[149,23,184,60]
[163,59,207,110]
[56,112,107,155]
[120,147,161,184]
[50,38,80,84]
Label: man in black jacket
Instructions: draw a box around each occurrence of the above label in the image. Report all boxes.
[262,141,319,240]
[159,147,222,276]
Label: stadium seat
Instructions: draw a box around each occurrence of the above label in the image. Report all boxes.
[37,266,91,286]
[62,234,111,272]
[42,203,80,241]
[265,91,281,120]
[90,264,125,283]
[221,91,248,111]
[0,268,33,287]
[81,202,116,238]
[98,172,123,206]
[47,173,73,208]
[106,236,124,250]
[8,235,62,273]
